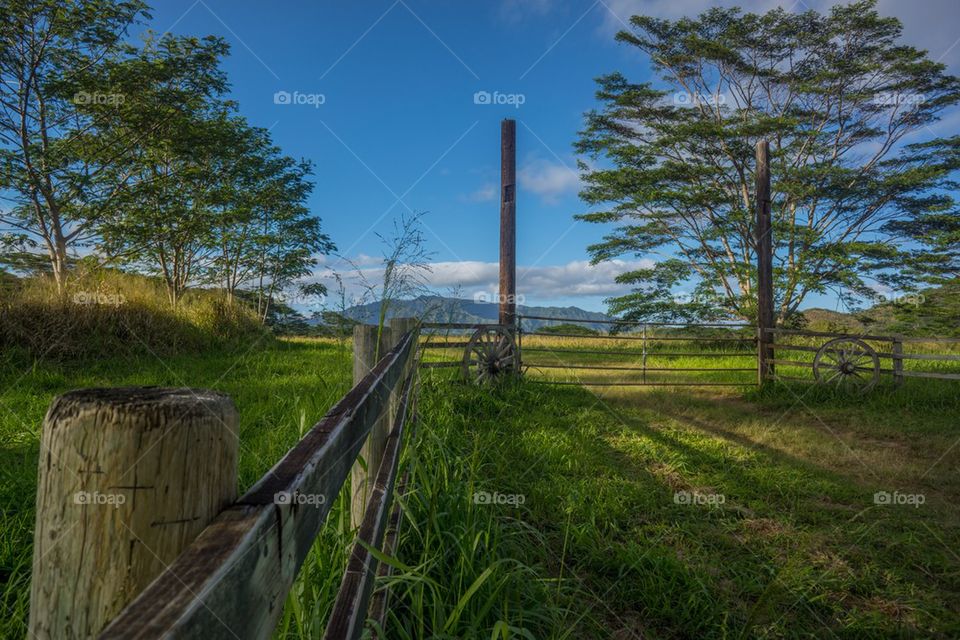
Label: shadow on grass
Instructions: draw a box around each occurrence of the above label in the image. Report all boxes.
[418,373,960,638]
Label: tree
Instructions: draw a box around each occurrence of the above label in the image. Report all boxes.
[207,122,335,321]
[575,1,960,324]
[95,33,231,306]
[0,0,148,293]
[539,323,600,336]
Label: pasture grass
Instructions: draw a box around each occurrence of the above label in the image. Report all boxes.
[2,330,959,638]
[0,338,353,638]
[404,332,960,637]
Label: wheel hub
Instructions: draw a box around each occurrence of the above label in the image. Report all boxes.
[462,325,518,384]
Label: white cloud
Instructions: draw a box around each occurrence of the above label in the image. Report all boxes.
[518,157,582,202]
[463,183,497,202]
[312,257,653,305]
[516,258,654,298]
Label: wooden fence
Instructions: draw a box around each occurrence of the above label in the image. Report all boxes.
[29,321,420,640]
[417,319,960,388]
[766,328,960,384]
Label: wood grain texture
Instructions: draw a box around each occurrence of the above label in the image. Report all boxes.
[755,140,775,384]
[98,331,415,639]
[323,371,413,640]
[30,387,238,640]
[499,119,516,327]
[351,324,390,530]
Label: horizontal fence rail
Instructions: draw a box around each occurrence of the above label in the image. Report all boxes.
[96,328,418,639]
[417,320,959,388]
[323,371,414,640]
[518,314,753,328]
[523,332,754,343]
[764,328,960,384]
[520,315,758,388]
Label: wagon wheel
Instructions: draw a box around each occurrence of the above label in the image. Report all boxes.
[813,337,880,393]
[462,325,518,384]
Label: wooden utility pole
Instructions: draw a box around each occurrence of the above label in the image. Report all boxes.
[755,140,775,384]
[29,388,238,639]
[499,119,517,328]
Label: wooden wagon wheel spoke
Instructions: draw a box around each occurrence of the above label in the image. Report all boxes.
[813,337,880,393]
[847,350,869,366]
[461,325,519,384]
[823,368,844,384]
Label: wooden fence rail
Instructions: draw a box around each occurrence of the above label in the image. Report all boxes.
[30,321,420,640]
[764,328,960,384]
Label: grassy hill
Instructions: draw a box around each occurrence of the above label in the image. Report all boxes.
[800,280,960,337]
[0,269,268,360]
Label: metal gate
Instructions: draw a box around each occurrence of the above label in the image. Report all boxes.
[516,315,757,387]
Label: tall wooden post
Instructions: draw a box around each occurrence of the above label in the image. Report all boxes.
[755,140,775,384]
[499,119,517,328]
[390,317,419,382]
[29,388,238,639]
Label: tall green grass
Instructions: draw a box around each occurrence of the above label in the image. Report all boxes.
[0,338,353,638]
[379,370,960,638]
[381,376,589,639]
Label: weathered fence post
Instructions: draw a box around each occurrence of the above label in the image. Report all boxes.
[755,139,775,385]
[391,317,419,382]
[892,336,904,387]
[351,319,418,530]
[499,118,517,329]
[351,324,390,529]
[29,387,238,639]
[642,324,648,385]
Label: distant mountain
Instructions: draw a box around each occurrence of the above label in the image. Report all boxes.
[327,279,960,337]
[337,295,611,331]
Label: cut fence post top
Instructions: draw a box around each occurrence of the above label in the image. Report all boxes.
[30,386,238,640]
[46,386,235,419]
[390,317,419,336]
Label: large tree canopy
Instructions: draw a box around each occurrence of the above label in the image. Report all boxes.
[575,0,960,324]
[1,0,335,319]
[0,0,149,292]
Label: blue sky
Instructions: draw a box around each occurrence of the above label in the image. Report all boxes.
[143,0,960,312]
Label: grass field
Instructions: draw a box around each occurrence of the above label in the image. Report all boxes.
[410,331,960,637]
[403,367,960,637]
[0,338,355,638]
[3,333,960,638]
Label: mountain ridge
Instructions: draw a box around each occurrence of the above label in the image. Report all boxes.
[338,295,611,331]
